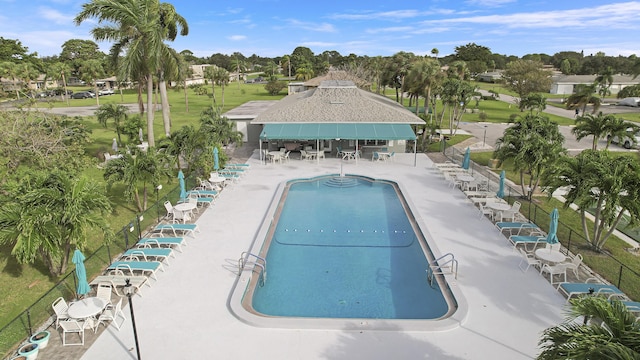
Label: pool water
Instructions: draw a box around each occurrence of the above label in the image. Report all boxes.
[249,176,455,320]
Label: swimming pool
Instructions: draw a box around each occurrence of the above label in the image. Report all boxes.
[229,175,463,330]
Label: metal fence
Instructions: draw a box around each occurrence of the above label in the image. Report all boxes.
[443,145,640,301]
[0,175,197,358]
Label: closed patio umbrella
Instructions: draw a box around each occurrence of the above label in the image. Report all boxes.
[497,170,505,199]
[546,208,560,245]
[72,250,90,296]
[178,170,186,201]
[111,138,118,153]
[213,147,220,171]
[462,147,470,170]
[139,128,144,143]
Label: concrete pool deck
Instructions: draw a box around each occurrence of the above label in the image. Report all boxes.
[79,152,566,360]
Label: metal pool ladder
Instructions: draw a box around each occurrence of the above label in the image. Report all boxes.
[426,253,458,287]
[239,252,267,286]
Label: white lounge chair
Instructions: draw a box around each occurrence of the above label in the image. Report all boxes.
[153,223,199,237]
[558,278,624,302]
[90,270,149,296]
[107,261,164,280]
[137,236,187,252]
[540,263,567,285]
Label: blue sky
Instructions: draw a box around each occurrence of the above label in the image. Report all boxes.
[1,0,639,59]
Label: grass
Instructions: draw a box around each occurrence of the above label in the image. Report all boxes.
[0,81,287,333]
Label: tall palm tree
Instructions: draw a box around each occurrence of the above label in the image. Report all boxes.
[431,48,439,60]
[52,62,72,105]
[17,62,38,100]
[0,171,112,276]
[538,296,640,359]
[594,66,614,100]
[96,103,129,144]
[406,57,441,116]
[79,59,105,106]
[214,67,230,108]
[75,0,188,148]
[203,65,219,107]
[572,112,616,150]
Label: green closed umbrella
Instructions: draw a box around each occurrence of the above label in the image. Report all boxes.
[72,250,90,296]
[178,170,186,201]
[497,170,505,199]
[546,208,560,245]
[462,147,470,170]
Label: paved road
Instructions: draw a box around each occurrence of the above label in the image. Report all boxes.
[461,91,639,154]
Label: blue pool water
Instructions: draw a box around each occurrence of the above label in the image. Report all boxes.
[247,176,456,320]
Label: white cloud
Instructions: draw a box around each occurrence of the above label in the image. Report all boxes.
[329,9,424,21]
[228,35,247,41]
[365,26,414,34]
[421,2,640,30]
[284,19,336,32]
[38,7,75,25]
[465,0,515,7]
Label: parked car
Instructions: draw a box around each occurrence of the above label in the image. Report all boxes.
[71,91,95,99]
[53,89,73,96]
[609,128,640,149]
[98,88,114,96]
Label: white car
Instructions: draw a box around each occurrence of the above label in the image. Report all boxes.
[98,88,114,96]
[610,128,640,149]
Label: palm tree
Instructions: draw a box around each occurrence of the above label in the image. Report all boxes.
[0,61,21,99]
[406,57,441,117]
[603,116,639,149]
[52,62,72,105]
[17,62,38,100]
[175,55,193,112]
[103,147,174,211]
[565,84,601,116]
[204,65,219,107]
[79,59,105,106]
[572,112,616,150]
[543,150,640,251]
[295,63,314,81]
[594,66,614,100]
[0,171,112,276]
[494,113,566,199]
[214,67,230,108]
[431,48,439,60]
[280,55,291,80]
[230,57,247,87]
[96,104,129,144]
[75,0,188,148]
[199,106,242,147]
[538,296,640,359]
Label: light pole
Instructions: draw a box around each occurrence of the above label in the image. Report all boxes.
[155,185,162,222]
[483,125,487,147]
[125,279,141,360]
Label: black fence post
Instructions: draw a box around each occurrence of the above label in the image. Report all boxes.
[26,309,32,337]
[617,266,623,288]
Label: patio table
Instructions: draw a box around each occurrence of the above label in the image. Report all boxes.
[535,249,566,264]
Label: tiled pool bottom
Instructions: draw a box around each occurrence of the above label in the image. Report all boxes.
[230,174,463,330]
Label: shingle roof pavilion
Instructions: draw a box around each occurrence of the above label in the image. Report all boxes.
[252,80,424,125]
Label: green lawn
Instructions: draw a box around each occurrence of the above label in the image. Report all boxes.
[0,81,287,333]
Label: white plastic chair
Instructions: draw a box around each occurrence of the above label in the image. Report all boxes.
[60,319,85,346]
[52,297,70,329]
[478,202,493,220]
[95,282,113,309]
[540,263,568,285]
[172,209,191,224]
[518,248,541,272]
[96,298,126,332]
[164,201,173,218]
[562,254,583,279]
[499,201,521,222]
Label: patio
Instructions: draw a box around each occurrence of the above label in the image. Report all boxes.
[42,152,570,359]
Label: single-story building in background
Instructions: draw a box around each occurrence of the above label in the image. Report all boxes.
[550,74,639,95]
[251,79,424,161]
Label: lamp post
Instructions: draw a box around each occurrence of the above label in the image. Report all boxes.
[483,125,487,147]
[155,185,162,222]
[125,279,141,360]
